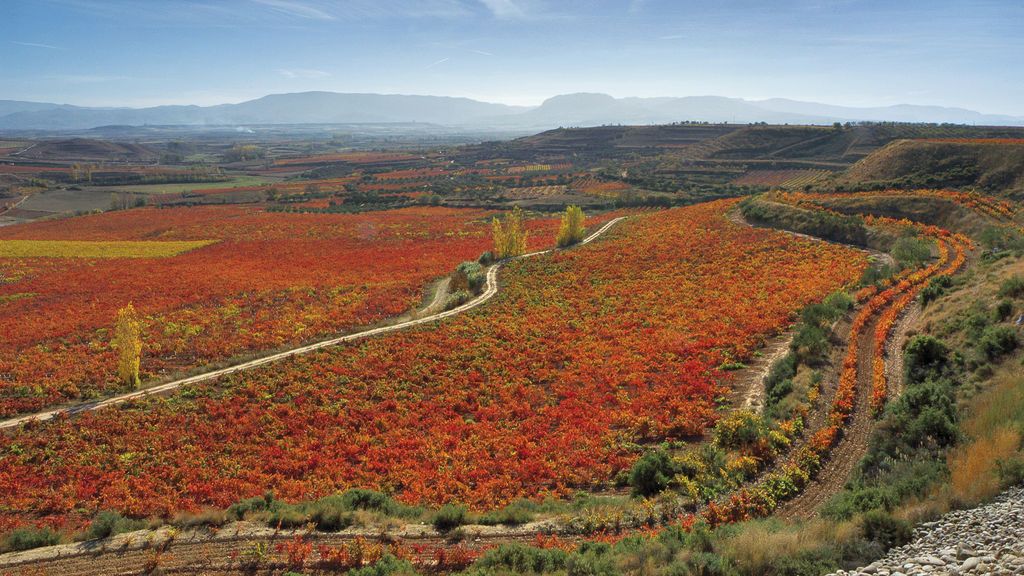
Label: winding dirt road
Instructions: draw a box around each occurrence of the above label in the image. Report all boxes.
[0,217,628,431]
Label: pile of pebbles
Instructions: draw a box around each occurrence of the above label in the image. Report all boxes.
[828,486,1024,576]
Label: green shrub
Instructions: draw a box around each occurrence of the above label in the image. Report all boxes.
[474,543,569,574]
[920,275,953,306]
[266,506,310,529]
[891,236,933,269]
[227,492,277,520]
[998,275,1024,299]
[86,510,146,540]
[628,447,676,496]
[764,352,796,407]
[979,325,1018,359]
[444,290,473,310]
[567,541,618,576]
[823,291,854,314]
[792,323,829,364]
[451,261,486,294]
[339,488,392,511]
[0,527,62,553]
[860,510,912,549]
[904,336,951,383]
[299,497,350,531]
[347,554,416,576]
[431,504,468,532]
[477,499,537,526]
[996,456,1024,488]
[995,299,1015,321]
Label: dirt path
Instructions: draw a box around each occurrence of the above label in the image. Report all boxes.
[0,217,628,431]
[0,195,28,216]
[775,315,880,519]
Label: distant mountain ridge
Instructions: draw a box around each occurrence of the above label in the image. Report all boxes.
[0,91,1021,131]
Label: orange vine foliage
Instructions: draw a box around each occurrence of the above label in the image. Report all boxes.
[0,200,866,533]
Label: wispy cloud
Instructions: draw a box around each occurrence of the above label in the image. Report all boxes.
[471,49,494,56]
[425,57,450,69]
[251,0,336,20]
[659,34,685,40]
[11,41,61,50]
[276,68,332,78]
[478,0,525,19]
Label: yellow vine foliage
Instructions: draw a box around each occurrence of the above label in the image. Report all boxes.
[556,205,586,247]
[113,303,143,389]
[492,205,528,259]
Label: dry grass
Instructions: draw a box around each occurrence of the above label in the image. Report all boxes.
[0,239,215,258]
[946,360,1024,505]
[722,519,858,573]
[948,426,1021,505]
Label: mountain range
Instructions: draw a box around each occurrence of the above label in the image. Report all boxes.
[1,92,1021,131]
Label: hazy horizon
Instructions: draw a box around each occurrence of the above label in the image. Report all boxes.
[3,0,1023,116]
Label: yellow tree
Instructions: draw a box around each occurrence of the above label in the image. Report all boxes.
[556,205,586,247]
[113,303,142,389]
[492,205,528,259]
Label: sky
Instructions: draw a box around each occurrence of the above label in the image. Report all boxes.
[2,0,1023,115]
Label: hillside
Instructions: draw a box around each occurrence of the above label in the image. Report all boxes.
[2,92,1022,131]
[841,139,1024,198]
[13,138,160,163]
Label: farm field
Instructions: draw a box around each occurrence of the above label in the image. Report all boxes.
[0,200,868,534]
[100,175,280,195]
[0,205,583,417]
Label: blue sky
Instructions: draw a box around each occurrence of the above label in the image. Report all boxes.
[2,0,1022,114]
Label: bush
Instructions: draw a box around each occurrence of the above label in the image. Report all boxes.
[891,236,933,269]
[713,410,768,450]
[86,510,146,540]
[998,275,1024,299]
[823,291,854,314]
[227,492,277,520]
[450,261,486,294]
[792,323,829,364]
[979,325,1019,359]
[0,527,62,553]
[629,447,676,496]
[431,504,469,532]
[475,543,569,574]
[765,353,797,408]
[920,275,953,306]
[996,456,1024,488]
[347,554,416,576]
[860,510,912,550]
[477,499,537,526]
[567,541,617,576]
[266,506,310,529]
[904,336,950,384]
[995,299,1015,321]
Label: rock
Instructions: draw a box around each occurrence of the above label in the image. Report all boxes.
[822,487,1024,576]
[960,557,980,571]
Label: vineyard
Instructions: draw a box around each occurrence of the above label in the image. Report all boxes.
[0,206,577,417]
[0,200,867,535]
[731,169,831,188]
